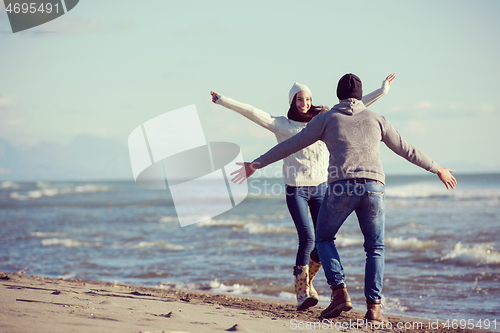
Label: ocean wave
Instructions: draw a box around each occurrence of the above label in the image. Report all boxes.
[335,236,363,247]
[0,181,20,190]
[208,279,254,294]
[277,291,295,301]
[440,242,500,265]
[158,279,257,295]
[129,272,172,279]
[387,184,500,202]
[10,190,55,200]
[386,183,452,199]
[386,237,439,251]
[196,218,295,234]
[158,281,201,291]
[196,218,245,228]
[31,231,66,238]
[58,273,77,280]
[158,216,178,223]
[41,239,184,251]
[133,241,185,251]
[241,222,295,234]
[41,238,102,247]
[9,184,111,200]
[381,296,409,312]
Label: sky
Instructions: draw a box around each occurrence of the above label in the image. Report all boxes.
[1,0,499,179]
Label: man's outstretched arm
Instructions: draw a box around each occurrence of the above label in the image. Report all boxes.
[231,162,257,184]
[381,118,457,190]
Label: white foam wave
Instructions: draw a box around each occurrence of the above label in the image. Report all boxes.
[209,279,254,294]
[58,273,77,280]
[158,216,178,223]
[196,218,245,228]
[387,184,500,201]
[0,181,20,189]
[277,291,296,300]
[41,238,102,247]
[335,236,363,247]
[381,296,409,312]
[134,241,185,251]
[241,222,295,234]
[158,281,199,291]
[440,242,500,265]
[197,218,295,234]
[9,184,110,200]
[36,181,51,188]
[386,237,438,251]
[386,183,450,198]
[31,231,65,238]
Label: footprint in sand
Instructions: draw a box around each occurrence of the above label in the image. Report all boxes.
[153,311,186,319]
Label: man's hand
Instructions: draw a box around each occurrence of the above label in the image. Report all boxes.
[230,162,257,184]
[437,166,457,190]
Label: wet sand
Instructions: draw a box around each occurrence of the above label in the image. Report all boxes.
[0,271,484,333]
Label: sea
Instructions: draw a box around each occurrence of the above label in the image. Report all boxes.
[1,173,499,328]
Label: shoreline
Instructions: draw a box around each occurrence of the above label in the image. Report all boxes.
[1,271,489,333]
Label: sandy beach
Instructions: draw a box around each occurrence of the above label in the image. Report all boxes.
[1,270,488,333]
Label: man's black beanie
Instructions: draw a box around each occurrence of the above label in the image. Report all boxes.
[337,73,363,101]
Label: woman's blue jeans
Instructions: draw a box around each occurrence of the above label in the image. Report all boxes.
[316,180,385,301]
[285,182,326,266]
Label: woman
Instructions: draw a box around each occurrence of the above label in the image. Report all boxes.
[211,74,395,310]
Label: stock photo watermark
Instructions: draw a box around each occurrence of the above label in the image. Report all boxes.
[290,318,498,331]
[128,105,248,227]
[3,0,79,33]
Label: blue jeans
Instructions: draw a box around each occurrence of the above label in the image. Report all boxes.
[316,180,385,301]
[285,182,326,266]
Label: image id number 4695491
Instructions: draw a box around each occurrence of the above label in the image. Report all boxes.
[442,319,497,330]
[5,2,60,14]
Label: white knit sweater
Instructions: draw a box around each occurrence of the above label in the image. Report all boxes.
[216,79,391,186]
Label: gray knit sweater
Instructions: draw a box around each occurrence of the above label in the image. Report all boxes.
[253,98,439,184]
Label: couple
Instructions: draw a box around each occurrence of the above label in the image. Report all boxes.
[212,73,456,323]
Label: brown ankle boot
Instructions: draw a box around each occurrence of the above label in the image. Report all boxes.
[320,283,353,318]
[364,299,388,323]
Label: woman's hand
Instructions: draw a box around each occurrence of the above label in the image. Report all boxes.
[211,91,220,103]
[230,162,257,184]
[385,73,396,85]
[437,166,457,190]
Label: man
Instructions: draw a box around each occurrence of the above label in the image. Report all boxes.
[231,73,456,322]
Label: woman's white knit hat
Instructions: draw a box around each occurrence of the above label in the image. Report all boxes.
[288,82,312,105]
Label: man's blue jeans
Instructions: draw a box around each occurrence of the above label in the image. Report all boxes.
[285,183,326,266]
[316,180,385,301]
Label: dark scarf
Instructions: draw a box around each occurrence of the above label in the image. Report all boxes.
[287,105,328,123]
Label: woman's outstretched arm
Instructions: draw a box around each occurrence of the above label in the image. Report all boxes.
[211,92,278,132]
[361,73,396,107]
